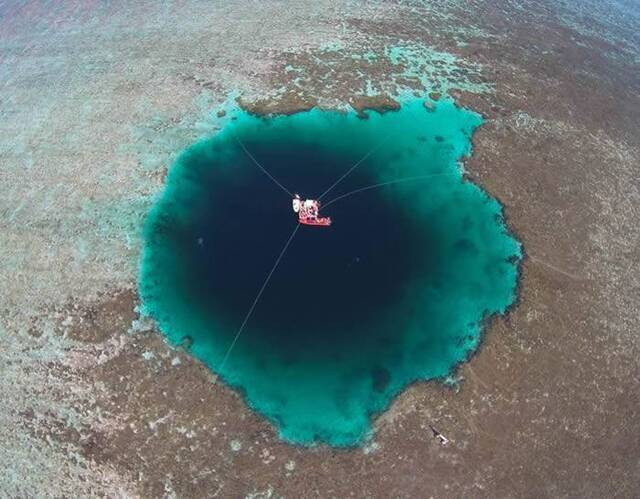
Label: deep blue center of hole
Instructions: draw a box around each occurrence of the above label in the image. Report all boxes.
[178,138,432,356]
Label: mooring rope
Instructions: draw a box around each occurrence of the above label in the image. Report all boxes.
[317,132,395,201]
[317,99,433,202]
[322,172,457,209]
[214,223,300,382]
[235,135,293,197]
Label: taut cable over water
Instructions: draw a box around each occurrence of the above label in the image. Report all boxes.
[318,132,395,201]
[235,135,293,197]
[214,222,301,383]
[317,98,439,204]
[322,172,458,209]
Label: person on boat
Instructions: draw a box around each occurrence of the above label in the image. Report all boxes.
[292,194,331,226]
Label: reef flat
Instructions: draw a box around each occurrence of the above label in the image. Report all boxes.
[1,1,638,497]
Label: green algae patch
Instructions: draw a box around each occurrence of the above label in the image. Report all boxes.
[139,99,521,446]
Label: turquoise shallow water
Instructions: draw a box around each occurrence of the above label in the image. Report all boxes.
[139,99,521,446]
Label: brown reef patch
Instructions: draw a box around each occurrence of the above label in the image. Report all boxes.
[236,92,318,116]
[348,94,401,118]
[59,289,138,343]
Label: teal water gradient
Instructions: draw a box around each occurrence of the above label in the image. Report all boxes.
[139,99,521,446]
